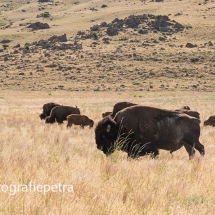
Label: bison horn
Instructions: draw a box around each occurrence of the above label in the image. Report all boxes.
[106,124,111,132]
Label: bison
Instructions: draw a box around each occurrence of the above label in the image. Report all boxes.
[102,112,112,118]
[102,102,137,118]
[45,106,80,124]
[175,106,200,119]
[39,102,61,120]
[67,114,94,128]
[204,115,215,126]
[177,106,191,111]
[95,105,205,159]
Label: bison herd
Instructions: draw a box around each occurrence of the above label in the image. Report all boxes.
[39,102,215,160]
[40,102,94,129]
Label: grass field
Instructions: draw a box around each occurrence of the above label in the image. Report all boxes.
[0,90,215,214]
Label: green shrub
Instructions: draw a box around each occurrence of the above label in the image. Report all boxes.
[24,45,30,50]
[101,4,107,8]
[91,31,98,39]
[2,44,9,49]
[155,15,162,19]
[43,11,50,17]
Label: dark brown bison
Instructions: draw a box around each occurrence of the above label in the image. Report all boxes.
[204,116,215,126]
[39,102,61,120]
[102,112,112,118]
[106,102,137,118]
[95,105,205,159]
[45,106,80,124]
[175,106,200,119]
[67,114,94,128]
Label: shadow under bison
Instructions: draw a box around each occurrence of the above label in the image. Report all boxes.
[95,105,205,159]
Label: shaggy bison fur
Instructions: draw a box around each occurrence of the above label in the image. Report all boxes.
[95,105,205,159]
[67,114,94,128]
[204,115,215,126]
[39,102,61,120]
[45,106,80,124]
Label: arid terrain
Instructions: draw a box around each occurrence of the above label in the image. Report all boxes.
[0,0,215,214]
[0,0,215,91]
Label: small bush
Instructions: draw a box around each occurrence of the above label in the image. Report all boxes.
[101,4,107,8]
[91,31,98,39]
[2,44,9,49]
[24,45,30,50]
[43,12,50,17]
[155,15,162,19]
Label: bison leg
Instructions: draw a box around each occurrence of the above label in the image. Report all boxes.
[67,123,72,128]
[183,141,205,158]
[56,118,64,124]
[183,144,196,159]
[194,141,205,156]
[146,143,159,158]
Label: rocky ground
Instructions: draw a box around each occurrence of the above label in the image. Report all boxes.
[0,0,214,92]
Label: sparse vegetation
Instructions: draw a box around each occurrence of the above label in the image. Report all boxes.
[24,44,30,50]
[101,4,107,8]
[155,14,162,19]
[2,44,9,49]
[43,11,50,17]
[91,31,98,39]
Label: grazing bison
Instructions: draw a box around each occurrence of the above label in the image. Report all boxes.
[101,102,137,118]
[39,102,61,120]
[204,116,215,126]
[111,102,138,117]
[45,106,80,124]
[67,114,94,128]
[95,105,205,159]
[102,112,112,118]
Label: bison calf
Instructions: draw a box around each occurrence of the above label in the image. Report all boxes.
[204,116,215,126]
[67,114,94,129]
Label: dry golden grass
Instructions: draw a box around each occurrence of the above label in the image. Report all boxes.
[0,90,215,214]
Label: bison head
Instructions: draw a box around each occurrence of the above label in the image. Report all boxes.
[95,116,119,155]
[39,113,46,120]
[204,116,215,126]
[89,120,94,128]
